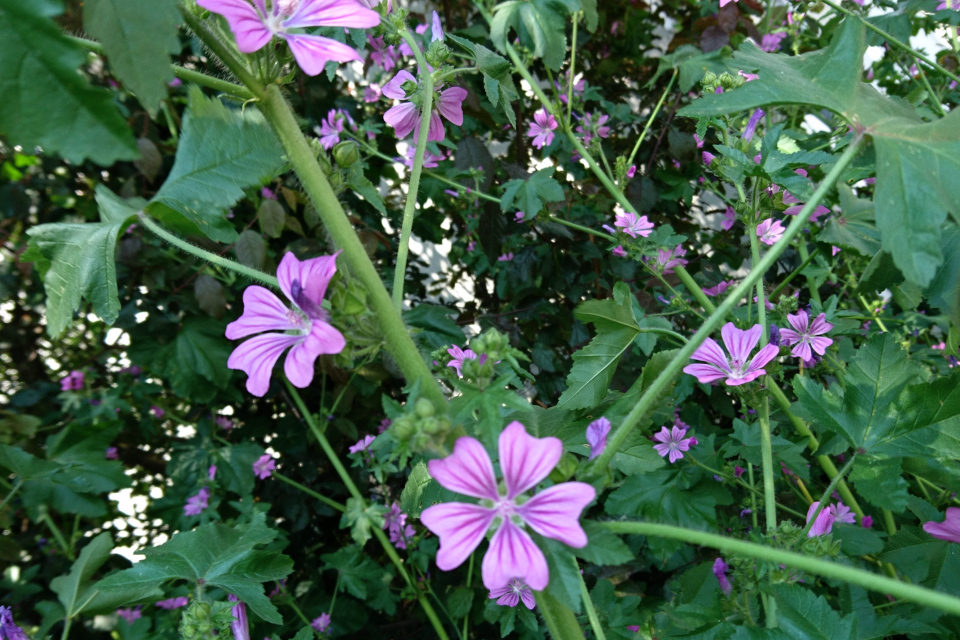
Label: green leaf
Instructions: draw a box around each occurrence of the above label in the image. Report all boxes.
[24,186,139,337]
[490,0,572,70]
[400,462,432,517]
[849,457,909,513]
[0,0,138,165]
[574,521,634,566]
[881,526,960,597]
[580,0,597,31]
[605,471,720,528]
[677,18,960,287]
[147,89,285,242]
[404,304,464,350]
[340,497,387,547]
[540,538,582,614]
[792,334,919,450]
[500,167,565,217]
[925,224,960,331]
[82,0,181,113]
[214,442,265,497]
[771,584,857,640]
[819,184,881,257]
[557,283,640,410]
[321,546,384,600]
[96,512,293,624]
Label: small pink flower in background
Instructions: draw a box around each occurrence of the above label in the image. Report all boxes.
[742,108,764,142]
[703,281,732,297]
[312,613,331,633]
[498,252,514,262]
[196,0,380,76]
[447,345,477,377]
[760,32,787,52]
[832,246,841,257]
[782,192,830,221]
[216,416,235,430]
[349,435,376,454]
[168,77,183,87]
[151,406,166,418]
[626,164,637,178]
[862,515,874,529]
[734,466,745,478]
[184,487,210,516]
[650,245,688,274]
[228,595,249,640]
[208,465,217,481]
[612,245,627,257]
[627,625,641,633]
[105,447,119,460]
[116,607,142,624]
[527,108,558,149]
[780,309,833,361]
[61,370,84,391]
[693,134,704,149]
[924,507,960,543]
[614,212,654,238]
[226,252,346,397]
[155,597,189,610]
[420,421,595,591]
[829,502,856,525]
[382,70,467,142]
[364,83,382,102]
[739,70,759,82]
[806,502,835,537]
[757,218,785,245]
[575,113,611,145]
[401,146,443,169]
[721,206,736,231]
[753,154,762,164]
[431,10,444,41]
[261,186,276,199]
[652,425,697,463]
[514,211,525,223]
[720,0,738,6]
[586,417,611,460]
[317,109,345,149]
[489,578,536,609]
[383,503,416,549]
[0,606,28,640]
[703,151,716,165]
[683,322,780,386]
[671,159,681,169]
[253,454,276,479]
[712,558,732,596]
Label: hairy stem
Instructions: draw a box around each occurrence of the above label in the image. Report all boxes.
[536,589,587,640]
[273,472,346,512]
[577,559,607,640]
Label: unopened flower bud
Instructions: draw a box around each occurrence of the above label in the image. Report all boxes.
[425,41,451,67]
[415,398,436,418]
[333,141,360,167]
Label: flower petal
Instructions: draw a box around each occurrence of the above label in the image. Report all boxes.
[682,363,729,384]
[383,102,419,138]
[197,0,272,53]
[436,87,468,125]
[283,0,381,28]
[481,521,549,591]
[281,33,363,76]
[421,502,495,570]
[382,70,417,100]
[809,312,833,335]
[420,110,445,142]
[499,421,562,499]
[277,251,341,308]
[225,286,298,339]
[517,483,595,547]
[282,321,345,387]
[722,323,761,365]
[689,337,731,371]
[228,333,303,396]
[786,310,810,334]
[809,335,833,355]
[747,344,780,372]
[427,436,499,500]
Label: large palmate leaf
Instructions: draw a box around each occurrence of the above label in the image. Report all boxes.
[500,168,566,217]
[82,0,181,113]
[772,584,858,640]
[678,18,960,287]
[0,0,138,165]
[490,0,580,70]
[147,89,284,242]
[557,282,641,410]
[24,186,139,337]
[96,512,293,623]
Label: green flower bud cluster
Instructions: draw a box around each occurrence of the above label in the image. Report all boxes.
[701,71,745,95]
[425,40,451,68]
[179,601,235,640]
[332,141,360,168]
[390,397,451,458]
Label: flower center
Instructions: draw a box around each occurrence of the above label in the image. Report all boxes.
[291,278,330,323]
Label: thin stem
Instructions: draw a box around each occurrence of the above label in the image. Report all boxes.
[675,265,716,314]
[536,590,588,640]
[769,247,819,300]
[273,472,346,512]
[577,559,607,640]
[180,9,265,94]
[462,552,474,640]
[601,521,960,617]
[591,136,866,471]
[819,0,960,86]
[799,454,857,537]
[749,221,768,343]
[912,58,947,117]
[796,241,821,306]
[567,13,579,126]
[687,456,805,519]
[625,72,677,173]
[283,381,451,640]
[0,479,23,512]
[60,618,73,640]
[41,511,74,561]
[883,509,897,536]
[756,392,777,628]
[392,29,437,310]
[138,213,280,288]
[547,215,615,241]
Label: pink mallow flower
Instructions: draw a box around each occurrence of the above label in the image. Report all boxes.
[614,212,654,238]
[116,607,142,624]
[782,192,829,222]
[652,425,697,463]
[383,503,416,549]
[586,417,611,461]
[721,206,736,231]
[703,281,732,297]
[155,597,189,610]
[420,421,596,591]
[575,113,611,145]
[349,435,376,454]
[401,146,444,169]
[105,447,119,460]
[489,578,536,609]
[780,309,833,361]
[713,558,732,596]
[829,502,856,525]
[683,323,780,386]
[650,245,688,274]
[311,613,331,633]
[184,487,210,516]
[806,501,835,537]
[924,507,960,543]
[382,70,468,142]
[61,370,84,391]
[317,109,345,150]
[226,252,346,397]
[0,607,28,640]
[253,454,276,479]
[447,345,477,377]
[228,595,249,640]
[612,245,627,257]
[196,0,380,76]
[757,218,785,245]
[527,108,558,149]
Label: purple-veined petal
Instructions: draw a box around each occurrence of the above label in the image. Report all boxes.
[283,321,345,387]
[924,507,960,544]
[282,0,381,28]
[519,589,536,609]
[791,341,813,361]
[197,0,272,53]
[809,312,833,335]
[481,520,549,591]
[382,70,417,99]
[517,483,595,547]
[682,363,729,384]
[436,87,468,125]
[806,501,835,537]
[722,323,761,365]
[689,337,732,371]
[225,286,300,339]
[419,110,445,142]
[427,436,499,500]
[779,328,802,347]
[383,103,419,138]
[495,591,519,607]
[421,502,495,570]
[281,33,363,76]
[809,335,833,355]
[277,251,341,308]
[228,332,303,396]
[747,343,780,372]
[499,421,562,499]
[786,310,810,334]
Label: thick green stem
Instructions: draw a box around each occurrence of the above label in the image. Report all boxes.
[284,381,450,640]
[800,455,857,537]
[577,559,607,640]
[536,590,587,640]
[601,521,960,616]
[392,30,437,310]
[273,472,346,512]
[675,265,716,313]
[769,247,819,300]
[180,8,265,94]
[138,213,280,288]
[757,395,776,534]
[255,85,446,406]
[591,136,864,471]
[566,13,579,126]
